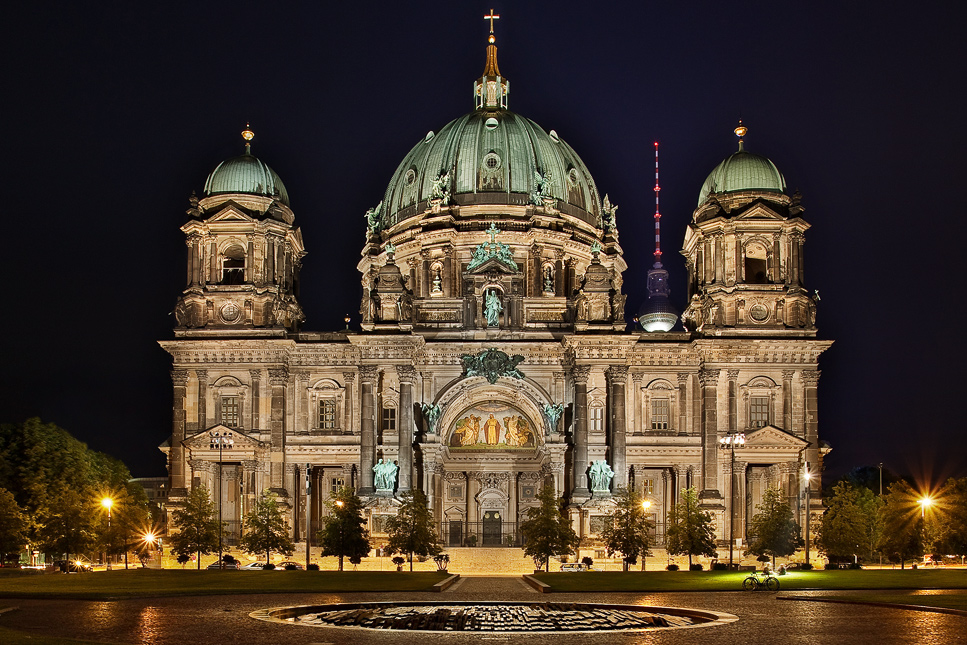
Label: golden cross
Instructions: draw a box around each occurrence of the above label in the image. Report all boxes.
[484,9,500,33]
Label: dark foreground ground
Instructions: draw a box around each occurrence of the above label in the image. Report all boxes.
[2,576,964,644]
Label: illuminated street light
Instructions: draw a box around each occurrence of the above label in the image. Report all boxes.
[335,499,345,572]
[101,497,114,570]
[641,500,652,571]
[919,496,933,518]
[803,468,813,568]
[209,430,234,569]
[719,432,745,569]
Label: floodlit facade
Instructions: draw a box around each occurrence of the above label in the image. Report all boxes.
[161,29,830,554]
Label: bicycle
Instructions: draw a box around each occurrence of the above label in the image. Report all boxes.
[742,571,780,591]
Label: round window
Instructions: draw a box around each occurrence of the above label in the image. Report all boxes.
[567,168,579,185]
[483,152,501,171]
[404,169,416,185]
[220,302,242,324]
[485,117,499,130]
[749,303,769,322]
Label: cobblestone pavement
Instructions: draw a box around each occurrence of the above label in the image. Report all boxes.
[1,579,964,644]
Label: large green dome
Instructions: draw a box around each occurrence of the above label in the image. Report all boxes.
[697,149,785,206]
[380,109,602,229]
[204,154,290,206]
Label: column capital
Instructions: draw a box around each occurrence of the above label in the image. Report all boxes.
[677,372,690,385]
[726,369,740,381]
[801,369,821,387]
[781,369,795,381]
[359,365,379,382]
[396,365,418,383]
[172,369,189,386]
[342,371,357,383]
[606,365,629,382]
[195,368,208,381]
[268,368,289,385]
[570,365,591,384]
[699,369,720,386]
[249,369,263,380]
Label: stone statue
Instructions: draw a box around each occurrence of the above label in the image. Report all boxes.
[543,265,554,292]
[531,169,552,205]
[374,458,398,491]
[430,171,451,204]
[542,402,565,435]
[485,289,502,327]
[364,201,383,235]
[421,403,441,434]
[601,194,618,232]
[589,460,614,493]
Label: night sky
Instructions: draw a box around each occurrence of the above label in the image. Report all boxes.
[4,2,965,488]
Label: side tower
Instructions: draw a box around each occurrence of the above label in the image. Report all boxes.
[681,123,816,336]
[174,126,305,337]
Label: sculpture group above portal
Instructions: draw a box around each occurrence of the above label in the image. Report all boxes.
[373,458,399,492]
[589,460,614,493]
[461,348,525,384]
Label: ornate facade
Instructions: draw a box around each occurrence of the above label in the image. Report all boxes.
[161,28,830,553]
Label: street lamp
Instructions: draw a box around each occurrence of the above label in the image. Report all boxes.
[719,432,745,569]
[209,430,234,568]
[803,467,813,568]
[101,497,114,570]
[335,499,345,571]
[641,500,652,571]
[919,496,933,518]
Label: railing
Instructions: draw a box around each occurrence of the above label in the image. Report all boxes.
[438,521,525,547]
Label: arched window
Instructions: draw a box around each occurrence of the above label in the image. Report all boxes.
[222,245,246,285]
[744,242,768,285]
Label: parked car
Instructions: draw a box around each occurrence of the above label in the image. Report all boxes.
[560,562,588,572]
[206,560,240,570]
[240,561,271,570]
[51,559,91,573]
[276,561,304,570]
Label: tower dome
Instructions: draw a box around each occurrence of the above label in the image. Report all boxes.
[203,126,290,205]
[696,122,785,206]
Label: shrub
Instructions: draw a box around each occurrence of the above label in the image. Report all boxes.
[581,557,594,568]
[263,563,276,570]
[800,563,813,570]
[666,564,679,571]
[284,563,297,570]
[711,562,727,571]
[849,562,862,570]
[177,554,190,567]
[307,563,319,571]
[689,563,704,571]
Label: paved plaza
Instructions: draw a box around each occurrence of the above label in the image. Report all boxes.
[2,576,964,644]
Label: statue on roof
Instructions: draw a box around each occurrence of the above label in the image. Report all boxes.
[364,200,383,235]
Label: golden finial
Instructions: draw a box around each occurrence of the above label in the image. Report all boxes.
[734,120,747,151]
[484,8,499,43]
[241,123,254,154]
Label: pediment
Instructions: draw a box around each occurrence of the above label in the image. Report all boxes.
[742,425,808,448]
[733,202,784,221]
[183,425,263,450]
[468,255,519,274]
[206,204,256,223]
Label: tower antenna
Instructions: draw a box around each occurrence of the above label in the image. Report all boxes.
[653,141,662,267]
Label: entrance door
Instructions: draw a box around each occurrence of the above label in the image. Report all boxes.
[482,511,502,545]
[449,520,463,547]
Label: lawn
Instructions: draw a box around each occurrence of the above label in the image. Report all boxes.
[785,592,967,613]
[529,569,967,593]
[0,569,451,600]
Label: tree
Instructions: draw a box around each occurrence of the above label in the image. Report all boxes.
[934,477,967,558]
[0,487,26,564]
[817,481,868,561]
[599,487,653,571]
[665,487,716,568]
[34,484,98,560]
[878,480,926,568]
[169,486,220,569]
[317,487,370,571]
[745,486,802,568]
[386,490,439,571]
[519,484,579,572]
[239,490,295,564]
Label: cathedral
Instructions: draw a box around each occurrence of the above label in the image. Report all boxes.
[161,19,830,557]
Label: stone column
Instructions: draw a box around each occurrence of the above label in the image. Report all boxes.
[772,232,782,283]
[296,372,309,434]
[396,366,416,492]
[677,373,689,436]
[196,369,208,430]
[571,366,591,496]
[170,369,189,493]
[249,370,262,432]
[342,372,356,434]
[631,372,643,435]
[606,366,628,488]
[802,370,821,495]
[699,369,720,497]
[781,370,794,433]
[733,233,743,285]
[358,366,378,494]
[268,368,288,490]
[727,369,739,434]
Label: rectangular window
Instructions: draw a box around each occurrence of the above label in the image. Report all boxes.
[651,399,670,430]
[641,478,655,495]
[318,399,336,429]
[221,396,239,428]
[590,406,604,432]
[329,477,345,496]
[750,396,770,428]
[381,407,397,432]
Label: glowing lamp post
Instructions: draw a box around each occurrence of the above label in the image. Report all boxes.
[719,432,745,569]
[803,467,813,567]
[101,497,114,570]
[209,430,234,568]
[335,499,345,571]
[641,500,652,571]
[919,496,932,518]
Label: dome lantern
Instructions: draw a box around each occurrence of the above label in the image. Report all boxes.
[474,9,509,110]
